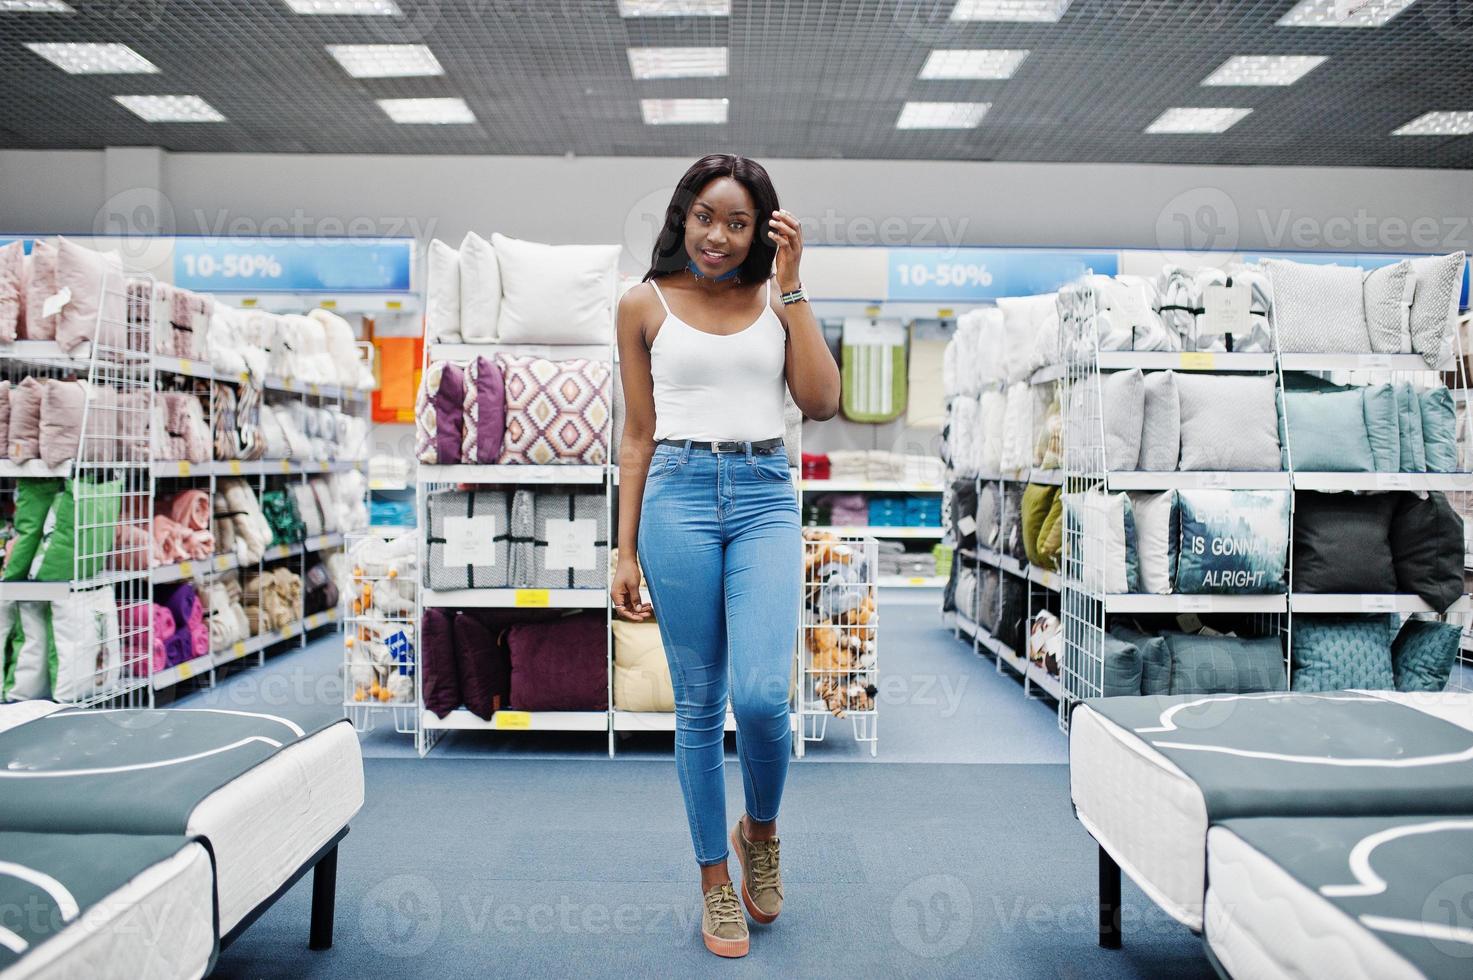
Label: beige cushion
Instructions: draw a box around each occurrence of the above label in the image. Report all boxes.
[612,620,675,712]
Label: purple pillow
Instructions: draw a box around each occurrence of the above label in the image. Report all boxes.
[454,610,513,719]
[414,360,466,465]
[421,608,461,719]
[508,612,609,711]
[461,355,506,464]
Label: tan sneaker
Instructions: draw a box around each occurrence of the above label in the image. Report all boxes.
[731,821,783,923]
[701,883,749,958]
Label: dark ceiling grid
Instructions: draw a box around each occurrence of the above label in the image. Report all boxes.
[0,0,1467,165]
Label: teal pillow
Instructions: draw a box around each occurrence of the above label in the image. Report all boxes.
[1108,624,1170,695]
[1163,633,1287,695]
[1284,390,1375,472]
[1291,615,1396,692]
[1174,489,1290,594]
[1420,387,1458,473]
[1361,383,1401,472]
[1101,636,1142,697]
[1392,618,1461,692]
[1396,382,1426,472]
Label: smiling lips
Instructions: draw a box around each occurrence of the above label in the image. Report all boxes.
[700,248,727,263]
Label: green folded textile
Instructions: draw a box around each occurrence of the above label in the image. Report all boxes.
[34,478,122,581]
[1,479,63,581]
[1020,483,1059,567]
[841,318,908,423]
[260,490,305,546]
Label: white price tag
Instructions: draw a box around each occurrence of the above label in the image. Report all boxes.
[543,518,595,571]
[443,515,498,566]
[41,287,71,319]
[1201,473,1229,488]
[1361,594,1396,612]
[1202,283,1251,339]
[1177,597,1211,612]
[1375,474,1411,491]
[1363,356,1394,372]
[957,515,977,537]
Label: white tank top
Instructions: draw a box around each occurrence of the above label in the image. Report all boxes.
[648,277,787,442]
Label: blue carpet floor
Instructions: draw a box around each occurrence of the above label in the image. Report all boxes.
[181,594,1210,977]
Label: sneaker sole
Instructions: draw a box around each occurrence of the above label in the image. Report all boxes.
[731,825,780,924]
[703,931,749,958]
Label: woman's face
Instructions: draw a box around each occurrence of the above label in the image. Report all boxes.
[683,176,756,278]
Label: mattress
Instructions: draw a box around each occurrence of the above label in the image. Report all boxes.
[0,705,363,937]
[1069,691,1473,932]
[0,831,214,980]
[1207,815,1473,979]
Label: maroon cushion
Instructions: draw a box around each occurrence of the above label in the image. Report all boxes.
[508,612,609,711]
[453,610,513,719]
[461,355,506,464]
[421,607,462,719]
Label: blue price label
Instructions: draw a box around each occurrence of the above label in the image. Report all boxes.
[887,248,1118,302]
[174,237,412,292]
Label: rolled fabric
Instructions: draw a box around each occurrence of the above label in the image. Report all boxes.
[152,514,190,564]
[111,523,153,570]
[165,488,212,531]
[183,529,214,560]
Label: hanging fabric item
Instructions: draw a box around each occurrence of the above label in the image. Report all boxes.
[906,320,949,428]
[840,317,907,423]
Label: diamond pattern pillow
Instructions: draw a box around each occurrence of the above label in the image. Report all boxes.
[1265,259,1371,353]
[1409,252,1466,368]
[495,353,610,465]
[1290,614,1395,692]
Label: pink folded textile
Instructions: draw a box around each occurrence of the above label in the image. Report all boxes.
[163,489,212,531]
[120,601,173,676]
[183,528,214,561]
[152,514,190,565]
[111,523,153,571]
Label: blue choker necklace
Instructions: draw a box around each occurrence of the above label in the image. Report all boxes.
[687,258,741,283]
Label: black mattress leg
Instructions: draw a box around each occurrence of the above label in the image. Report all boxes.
[309,844,339,951]
[1099,844,1122,950]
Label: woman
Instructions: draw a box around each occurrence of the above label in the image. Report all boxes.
[611,154,840,958]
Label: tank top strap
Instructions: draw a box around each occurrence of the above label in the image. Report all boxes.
[649,279,672,315]
[765,277,771,304]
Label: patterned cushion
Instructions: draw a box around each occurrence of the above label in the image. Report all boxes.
[529,489,608,590]
[1164,633,1287,695]
[424,488,509,590]
[414,360,465,465]
[1265,259,1371,353]
[460,355,505,464]
[1291,615,1395,692]
[1408,252,1465,368]
[1391,618,1461,692]
[495,354,610,465]
[1175,489,1289,595]
[1363,259,1414,353]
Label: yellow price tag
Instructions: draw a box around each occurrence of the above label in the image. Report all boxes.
[238,371,251,384]
[228,460,242,475]
[233,641,245,657]
[177,661,194,680]
[937,307,954,319]
[514,589,550,607]
[178,358,190,374]
[280,459,292,474]
[385,300,403,310]
[909,577,927,585]
[178,561,193,577]
[240,297,257,308]
[177,461,191,477]
[864,304,881,317]
[215,555,230,571]
[493,710,532,730]
[1178,352,1216,371]
[321,300,337,310]
[309,383,321,396]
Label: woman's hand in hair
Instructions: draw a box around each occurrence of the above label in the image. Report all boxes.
[611,556,652,622]
[768,209,803,292]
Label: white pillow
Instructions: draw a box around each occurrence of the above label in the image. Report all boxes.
[426,239,461,343]
[997,295,1051,382]
[978,390,1006,476]
[1128,490,1176,595]
[459,231,500,342]
[1103,368,1146,472]
[1139,370,1180,471]
[972,306,1006,386]
[308,308,362,387]
[1265,259,1371,353]
[948,396,977,476]
[1362,259,1415,354]
[492,233,618,345]
[1069,488,1139,594]
[1176,373,1282,471]
[1000,381,1033,476]
[1409,252,1466,369]
[942,337,958,397]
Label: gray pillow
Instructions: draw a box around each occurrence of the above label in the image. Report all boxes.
[1139,370,1180,471]
[1164,632,1287,695]
[1362,259,1414,354]
[1408,252,1466,369]
[1107,623,1171,695]
[1265,259,1372,353]
[1101,636,1142,697]
[1361,383,1401,472]
[1176,373,1282,471]
[1103,368,1145,472]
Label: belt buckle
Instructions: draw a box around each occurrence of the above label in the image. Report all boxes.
[712,440,742,454]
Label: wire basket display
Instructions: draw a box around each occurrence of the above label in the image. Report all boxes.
[343,529,418,735]
[797,530,878,755]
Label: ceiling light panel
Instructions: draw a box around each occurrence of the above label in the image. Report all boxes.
[115,95,225,123]
[0,1,74,11]
[896,101,990,129]
[628,47,728,79]
[950,0,1070,22]
[1202,54,1327,86]
[1393,111,1473,135]
[1276,0,1418,27]
[618,0,730,15]
[282,0,401,14]
[920,49,1029,80]
[1145,107,1252,133]
[378,97,475,123]
[24,42,158,74]
[641,98,728,124]
[327,44,442,77]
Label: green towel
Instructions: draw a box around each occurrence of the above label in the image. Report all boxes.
[841,317,907,423]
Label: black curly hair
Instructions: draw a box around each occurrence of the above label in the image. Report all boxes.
[642,153,780,285]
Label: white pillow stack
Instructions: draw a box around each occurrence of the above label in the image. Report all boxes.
[458,231,500,342]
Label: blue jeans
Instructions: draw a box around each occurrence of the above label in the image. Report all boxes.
[637,441,801,866]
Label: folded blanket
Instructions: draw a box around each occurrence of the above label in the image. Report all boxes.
[111,522,153,571]
[217,477,271,565]
[153,514,191,565]
[164,489,212,531]
[119,600,173,676]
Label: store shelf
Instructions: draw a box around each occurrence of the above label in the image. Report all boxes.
[1107,471,1290,491]
[800,479,943,493]
[421,708,609,732]
[151,354,369,402]
[1027,662,1062,700]
[151,458,362,479]
[980,632,1028,676]
[1102,593,1288,614]
[997,553,1028,578]
[1028,469,1063,486]
[1096,351,1274,372]
[1290,593,1472,614]
[430,342,610,363]
[422,587,606,609]
[419,463,606,484]
[150,656,211,691]
[1293,473,1473,492]
[878,575,946,588]
[1,570,144,601]
[809,526,944,539]
[0,460,73,479]
[954,611,980,640]
[1030,364,1066,385]
[1280,353,1438,373]
[0,340,89,369]
[1029,565,1060,591]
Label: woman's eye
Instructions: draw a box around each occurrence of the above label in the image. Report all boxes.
[730,223,745,232]
[695,213,710,224]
